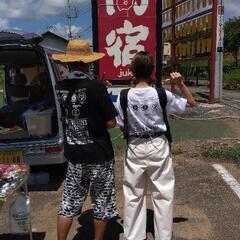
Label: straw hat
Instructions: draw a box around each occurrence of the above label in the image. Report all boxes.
[52,39,105,63]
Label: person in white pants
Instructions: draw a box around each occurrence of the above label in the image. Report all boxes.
[116,51,196,240]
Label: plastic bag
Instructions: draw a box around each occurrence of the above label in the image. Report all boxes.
[9,193,31,233]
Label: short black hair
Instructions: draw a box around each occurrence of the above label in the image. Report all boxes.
[130,51,154,80]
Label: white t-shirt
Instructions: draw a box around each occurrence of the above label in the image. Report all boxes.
[116,87,187,135]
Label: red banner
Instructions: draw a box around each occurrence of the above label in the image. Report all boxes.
[97,0,156,80]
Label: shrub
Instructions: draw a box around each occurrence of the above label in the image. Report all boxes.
[223,69,240,89]
[202,147,240,160]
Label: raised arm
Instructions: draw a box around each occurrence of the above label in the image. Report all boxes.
[164,72,196,107]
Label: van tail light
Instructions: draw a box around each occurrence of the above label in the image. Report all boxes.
[45,146,64,154]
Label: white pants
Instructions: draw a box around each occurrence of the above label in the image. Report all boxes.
[123,136,175,240]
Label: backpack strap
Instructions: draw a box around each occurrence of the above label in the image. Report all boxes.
[119,88,130,140]
[156,87,172,145]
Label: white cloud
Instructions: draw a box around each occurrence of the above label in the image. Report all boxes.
[50,22,82,39]
[0,1,239,20]
[0,0,89,20]
[12,27,23,31]
[0,18,9,30]
[0,18,22,31]
[225,1,240,18]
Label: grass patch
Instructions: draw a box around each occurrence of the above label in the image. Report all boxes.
[109,128,126,148]
[109,119,236,148]
[171,148,183,155]
[202,147,240,160]
[170,119,236,141]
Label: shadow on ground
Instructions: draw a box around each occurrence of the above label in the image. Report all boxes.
[173,217,188,223]
[73,209,123,240]
[145,209,189,238]
[0,232,45,240]
[72,209,188,240]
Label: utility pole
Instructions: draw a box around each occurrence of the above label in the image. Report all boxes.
[67,0,72,39]
[66,0,78,39]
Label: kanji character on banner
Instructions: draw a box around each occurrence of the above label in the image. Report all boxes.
[105,20,149,68]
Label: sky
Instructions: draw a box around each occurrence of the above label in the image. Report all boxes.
[0,0,91,40]
[0,0,239,42]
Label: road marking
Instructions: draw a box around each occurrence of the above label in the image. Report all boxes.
[213,164,240,199]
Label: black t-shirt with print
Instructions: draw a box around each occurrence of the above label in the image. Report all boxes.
[55,77,118,164]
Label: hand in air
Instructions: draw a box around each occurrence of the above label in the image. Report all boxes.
[163,72,184,86]
[98,72,112,88]
[102,79,112,88]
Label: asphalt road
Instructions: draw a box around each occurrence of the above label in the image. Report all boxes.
[173,155,240,240]
[1,143,240,240]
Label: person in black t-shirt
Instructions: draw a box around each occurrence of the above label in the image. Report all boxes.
[52,39,118,240]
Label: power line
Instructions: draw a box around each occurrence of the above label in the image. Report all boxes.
[66,0,79,39]
[79,25,92,35]
[47,1,91,39]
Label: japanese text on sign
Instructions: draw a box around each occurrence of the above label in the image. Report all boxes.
[97,0,156,80]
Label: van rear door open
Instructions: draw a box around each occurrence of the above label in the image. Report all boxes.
[0,30,65,166]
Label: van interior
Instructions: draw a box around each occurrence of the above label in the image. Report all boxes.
[0,49,58,141]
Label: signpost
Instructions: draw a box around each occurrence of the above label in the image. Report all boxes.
[92,0,159,83]
[92,0,224,102]
[215,2,224,101]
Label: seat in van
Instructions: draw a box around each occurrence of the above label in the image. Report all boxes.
[8,73,30,102]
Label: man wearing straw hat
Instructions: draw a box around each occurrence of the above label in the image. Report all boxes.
[52,39,118,240]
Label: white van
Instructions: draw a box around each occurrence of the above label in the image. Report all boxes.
[0,30,67,166]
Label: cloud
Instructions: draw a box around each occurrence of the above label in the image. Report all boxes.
[225,0,240,18]
[0,18,22,31]
[0,18,9,30]
[0,0,239,21]
[0,0,89,20]
[50,22,82,39]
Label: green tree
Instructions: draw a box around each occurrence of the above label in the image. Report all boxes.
[224,17,240,66]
